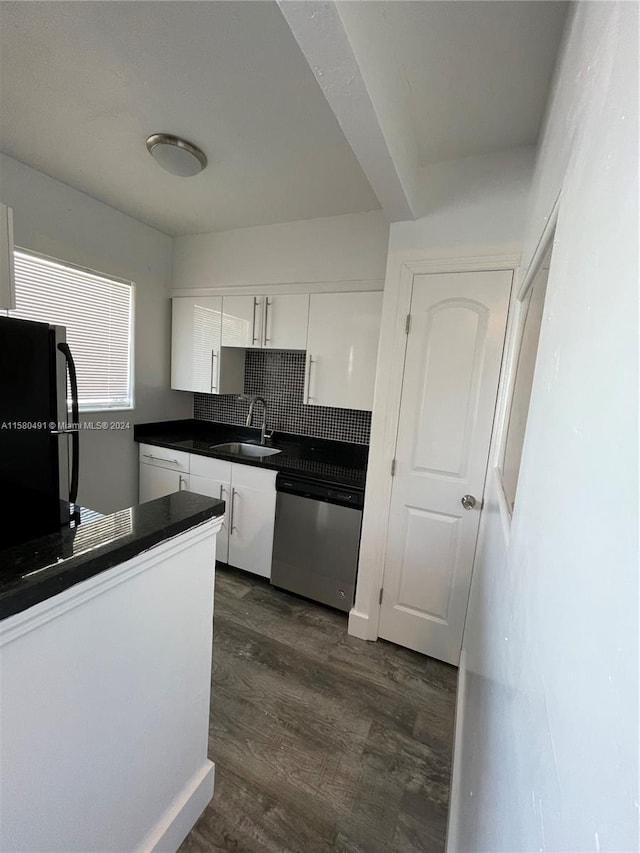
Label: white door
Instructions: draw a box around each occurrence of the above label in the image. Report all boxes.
[305,291,382,410]
[379,270,512,665]
[139,464,189,503]
[263,294,309,349]
[189,473,230,563]
[171,296,222,392]
[222,295,263,348]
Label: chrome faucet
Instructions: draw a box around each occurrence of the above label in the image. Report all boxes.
[244,395,271,445]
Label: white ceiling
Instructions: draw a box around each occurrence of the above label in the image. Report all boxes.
[0,1,567,236]
[337,0,568,166]
[0,1,380,236]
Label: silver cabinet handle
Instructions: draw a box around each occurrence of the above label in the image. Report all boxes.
[304,355,315,403]
[229,487,237,534]
[264,298,271,345]
[461,494,477,510]
[143,453,181,465]
[251,297,259,345]
[210,350,218,393]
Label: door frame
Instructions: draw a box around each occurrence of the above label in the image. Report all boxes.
[348,252,521,643]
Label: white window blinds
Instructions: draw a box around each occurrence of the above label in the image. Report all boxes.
[10,249,133,411]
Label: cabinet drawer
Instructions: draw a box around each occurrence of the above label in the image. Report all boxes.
[230,462,277,491]
[139,443,190,473]
[190,453,232,482]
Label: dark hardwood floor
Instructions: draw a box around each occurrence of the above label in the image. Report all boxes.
[179,565,458,853]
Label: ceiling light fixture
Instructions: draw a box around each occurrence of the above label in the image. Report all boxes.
[145,133,207,177]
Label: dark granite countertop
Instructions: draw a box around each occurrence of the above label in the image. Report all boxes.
[0,491,224,620]
[134,419,368,489]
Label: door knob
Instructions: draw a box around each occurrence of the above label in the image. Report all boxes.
[461,494,477,510]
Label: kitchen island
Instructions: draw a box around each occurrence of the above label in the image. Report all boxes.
[0,491,224,853]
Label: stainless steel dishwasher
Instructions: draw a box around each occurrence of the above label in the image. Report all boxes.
[271,473,364,612]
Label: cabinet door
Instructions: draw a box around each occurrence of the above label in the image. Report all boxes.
[222,295,263,348]
[263,294,309,349]
[189,472,230,563]
[171,296,222,392]
[139,463,189,503]
[305,291,383,411]
[228,464,276,578]
[0,203,15,310]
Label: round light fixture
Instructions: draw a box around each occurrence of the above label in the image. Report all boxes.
[146,133,207,177]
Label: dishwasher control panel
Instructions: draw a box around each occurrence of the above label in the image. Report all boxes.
[275,474,364,509]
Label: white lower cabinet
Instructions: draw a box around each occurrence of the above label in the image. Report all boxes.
[138,444,190,502]
[188,454,277,578]
[139,464,190,502]
[226,463,277,578]
[189,455,232,565]
[139,444,277,577]
[189,473,230,563]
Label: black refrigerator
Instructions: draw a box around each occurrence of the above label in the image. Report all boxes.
[0,316,80,549]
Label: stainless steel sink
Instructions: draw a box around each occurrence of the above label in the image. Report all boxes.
[209,442,281,458]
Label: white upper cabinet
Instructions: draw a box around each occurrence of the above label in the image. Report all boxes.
[171,288,382,407]
[222,295,263,348]
[263,294,309,349]
[305,291,383,411]
[221,293,309,349]
[171,296,244,394]
[0,203,15,311]
[171,296,222,392]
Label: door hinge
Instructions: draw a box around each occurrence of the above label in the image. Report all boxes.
[379,588,383,605]
[391,458,396,476]
[405,314,411,334]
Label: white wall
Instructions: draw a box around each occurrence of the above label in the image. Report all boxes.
[172,209,389,289]
[0,154,191,513]
[400,146,535,255]
[351,146,533,640]
[449,4,639,851]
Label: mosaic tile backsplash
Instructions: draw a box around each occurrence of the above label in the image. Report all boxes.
[194,350,371,445]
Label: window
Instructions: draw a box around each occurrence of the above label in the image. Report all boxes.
[10,249,134,411]
[501,249,550,512]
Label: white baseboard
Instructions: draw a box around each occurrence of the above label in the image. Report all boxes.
[446,650,467,853]
[140,760,215,853]
[348,608,375,640]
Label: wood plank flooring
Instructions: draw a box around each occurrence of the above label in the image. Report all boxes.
[179,565,458,853]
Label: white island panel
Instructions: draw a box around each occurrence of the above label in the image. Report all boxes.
[0,518,221,853]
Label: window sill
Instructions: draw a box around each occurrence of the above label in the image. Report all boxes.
[79,407,134,414]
